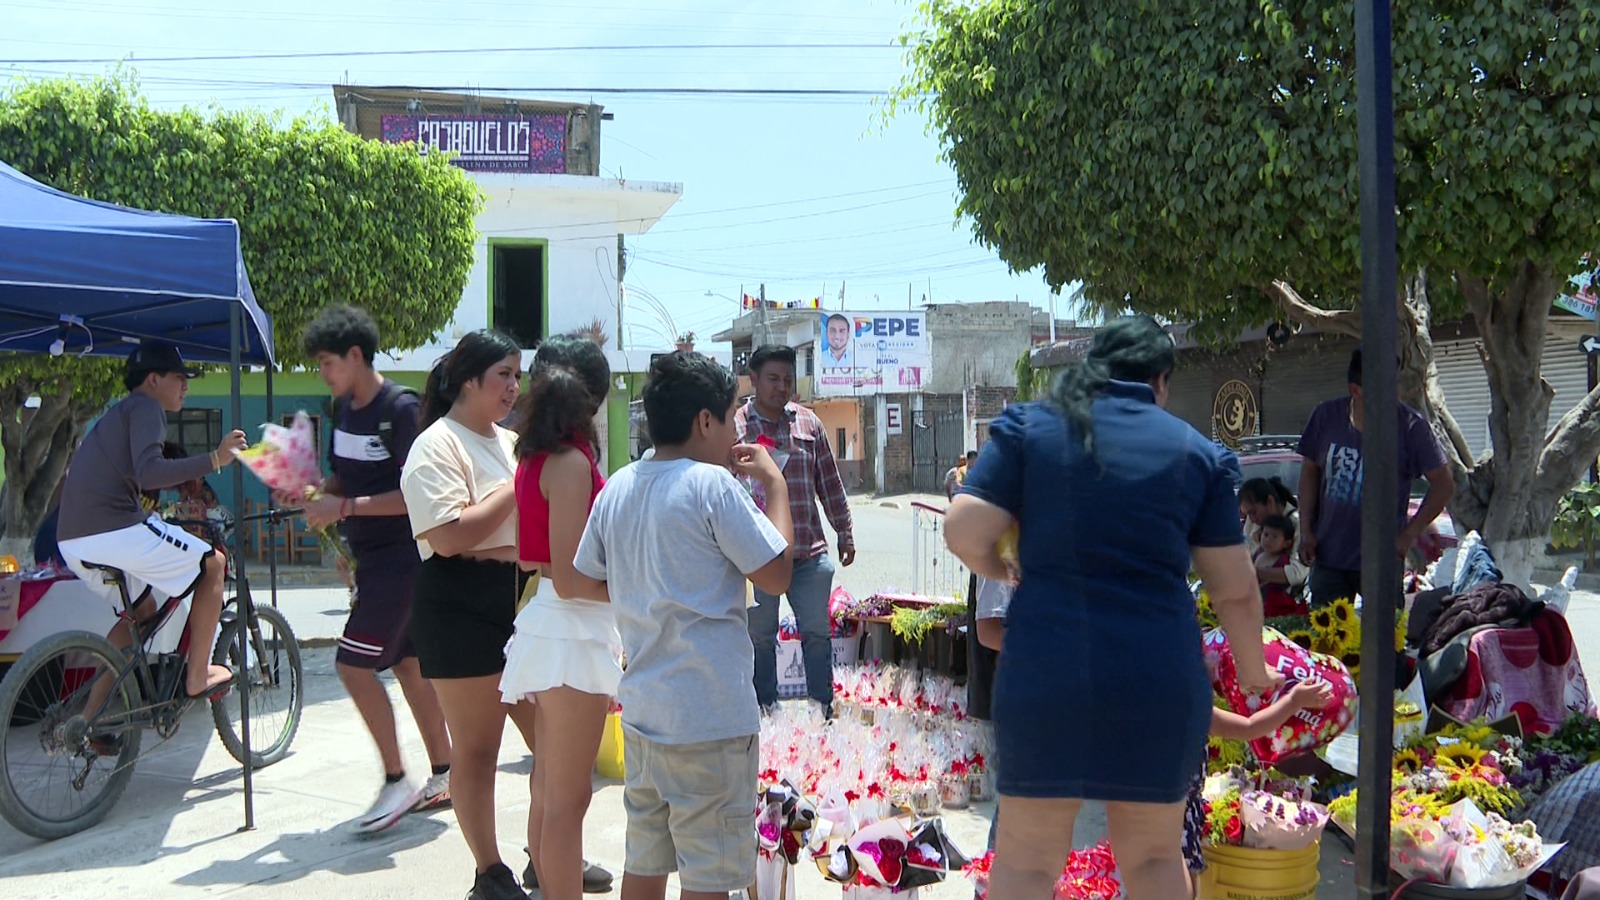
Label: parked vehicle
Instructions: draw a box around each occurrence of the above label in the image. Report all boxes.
[1234,435,1457,568]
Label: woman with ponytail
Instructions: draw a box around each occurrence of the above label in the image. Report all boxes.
[943,315,1279,900]
[400,329,533,900]
[500,336,620,898]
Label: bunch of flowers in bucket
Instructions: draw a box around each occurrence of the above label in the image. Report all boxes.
[963,841,1122,900]
[1327,720,1564,889]
[1516,713,1600,800]
[1201,767,1328,851]
[831,592,966,645]
[754,703,987,897]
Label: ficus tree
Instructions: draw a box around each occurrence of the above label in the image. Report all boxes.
[0,74,482,556]
[896,0,1600,584]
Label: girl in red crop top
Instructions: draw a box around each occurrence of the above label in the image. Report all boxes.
[501,337,621,899]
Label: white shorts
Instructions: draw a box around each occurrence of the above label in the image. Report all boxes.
[59,515,210,609]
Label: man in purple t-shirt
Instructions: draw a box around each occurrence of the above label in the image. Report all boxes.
[1296,348,1454,606]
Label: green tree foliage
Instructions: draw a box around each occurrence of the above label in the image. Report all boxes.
[0,74,482,547]
[897,1,1600,580]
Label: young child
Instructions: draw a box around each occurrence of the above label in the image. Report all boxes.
[1181,679,1335,887]
[570,351,795,900]
[1254,514,1305,617]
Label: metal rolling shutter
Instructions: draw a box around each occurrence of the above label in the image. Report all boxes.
[1433,336,1589,460]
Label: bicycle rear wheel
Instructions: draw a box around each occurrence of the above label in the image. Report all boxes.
[0,630,142,840]
[211,604,303,767]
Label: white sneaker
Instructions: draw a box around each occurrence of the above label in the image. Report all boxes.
[357,779,422,833]
[414,771,451,812]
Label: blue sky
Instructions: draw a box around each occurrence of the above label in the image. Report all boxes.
[1,0,1068,350]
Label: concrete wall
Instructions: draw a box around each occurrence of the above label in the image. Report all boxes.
[926,301,1035,394]
[813,398,864,490]
[966,385,1017,449]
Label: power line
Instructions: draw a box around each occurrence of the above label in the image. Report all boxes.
[0,42,896,65]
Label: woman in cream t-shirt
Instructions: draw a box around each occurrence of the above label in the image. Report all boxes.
[399,329,532,900]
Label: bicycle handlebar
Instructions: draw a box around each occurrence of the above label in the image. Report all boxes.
[165,507,306,540]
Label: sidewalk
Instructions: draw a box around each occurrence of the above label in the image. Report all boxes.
[0,578,1364,900]
[0,643,1005,900]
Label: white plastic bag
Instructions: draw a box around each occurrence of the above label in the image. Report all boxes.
[1538,566,1579,616]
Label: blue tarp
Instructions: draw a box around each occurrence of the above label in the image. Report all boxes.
[0,159,273,365]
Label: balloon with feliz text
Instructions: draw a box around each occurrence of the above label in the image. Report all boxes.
[1202,626,1357,765]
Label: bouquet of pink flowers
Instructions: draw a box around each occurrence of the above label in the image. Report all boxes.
[965,842,1122,900]
[236,411,321,492]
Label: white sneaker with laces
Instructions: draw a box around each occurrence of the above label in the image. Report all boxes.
[357,778,422,833]
[414,771,451,811]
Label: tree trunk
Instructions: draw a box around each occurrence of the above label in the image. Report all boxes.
[1453,264,1587,589]
[1274,266,1600,590]
[0,381,96,562]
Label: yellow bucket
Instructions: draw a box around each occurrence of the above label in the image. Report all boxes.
[595,711,625,779]
[1199,841,1320,900]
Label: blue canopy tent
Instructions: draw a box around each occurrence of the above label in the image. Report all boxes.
[0,158,278,830]
[0,160,273,362]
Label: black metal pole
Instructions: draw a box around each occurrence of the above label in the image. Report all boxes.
[1355,0,1399,896]
[230,303,256,831]
[266,365,278,610]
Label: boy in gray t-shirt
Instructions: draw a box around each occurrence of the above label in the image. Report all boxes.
[573,351,793,900]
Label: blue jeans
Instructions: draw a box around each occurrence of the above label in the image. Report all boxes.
[749,554,836,707]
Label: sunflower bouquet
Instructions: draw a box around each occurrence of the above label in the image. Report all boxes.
[1328,717,1560,887]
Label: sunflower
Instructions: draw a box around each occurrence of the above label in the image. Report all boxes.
[1341,653,1362,680]
[1393,748,1426,774]
[1458,723,1499,749]
[1287,629,1316,650]
[1329,597,1357,623]
[1435,743,1488,770]
[1310,607,1336,633]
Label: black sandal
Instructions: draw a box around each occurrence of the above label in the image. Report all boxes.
[185,670,237,701]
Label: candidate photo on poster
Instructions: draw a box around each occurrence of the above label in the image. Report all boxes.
[820,312,855,370]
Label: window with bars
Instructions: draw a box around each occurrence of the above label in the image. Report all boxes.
[165,408,222,459]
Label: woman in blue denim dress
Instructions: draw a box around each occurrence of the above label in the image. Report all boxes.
[945,316,1279,900]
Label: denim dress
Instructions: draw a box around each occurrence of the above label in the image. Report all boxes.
[961,383,1244,802]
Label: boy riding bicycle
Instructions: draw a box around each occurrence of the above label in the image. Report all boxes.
[56,340,248,702]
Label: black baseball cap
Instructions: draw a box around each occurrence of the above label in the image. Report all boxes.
[126,340,202,379]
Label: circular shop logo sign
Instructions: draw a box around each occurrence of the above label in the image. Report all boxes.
[1212,379,1259,449]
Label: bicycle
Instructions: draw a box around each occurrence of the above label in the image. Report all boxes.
[0,508,306,840]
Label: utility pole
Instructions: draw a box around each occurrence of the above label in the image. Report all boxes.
[757,283,768,348]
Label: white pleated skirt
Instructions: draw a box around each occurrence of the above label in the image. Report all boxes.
[499,575,622,703]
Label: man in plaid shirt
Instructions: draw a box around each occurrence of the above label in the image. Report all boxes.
[735,344,855,715]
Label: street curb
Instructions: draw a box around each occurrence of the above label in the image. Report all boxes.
[1535,567,1600,592]
[298,637,339,650]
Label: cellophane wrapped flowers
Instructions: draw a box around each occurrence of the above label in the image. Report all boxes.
[964,841,1121,900]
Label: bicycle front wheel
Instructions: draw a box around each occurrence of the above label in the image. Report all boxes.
[0,630,142,840]
[211,604,303,767]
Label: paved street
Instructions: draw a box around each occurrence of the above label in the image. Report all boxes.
[1,494,1598,898]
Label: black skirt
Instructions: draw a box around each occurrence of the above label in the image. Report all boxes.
[410,554,522,680]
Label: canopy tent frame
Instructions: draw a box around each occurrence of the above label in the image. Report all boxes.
[0,158,278,832]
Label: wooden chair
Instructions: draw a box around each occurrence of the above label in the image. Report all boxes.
[288,517,322,566]
[245,498,290,564]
